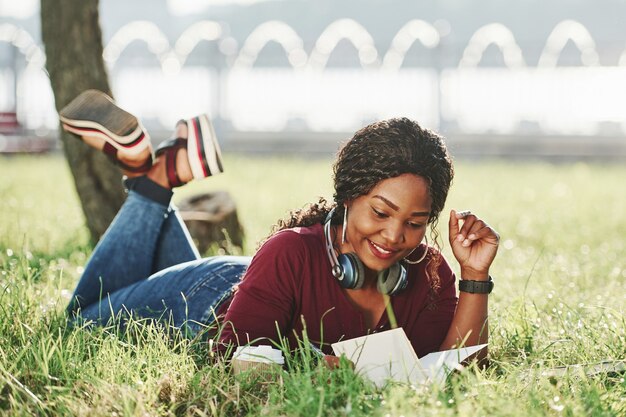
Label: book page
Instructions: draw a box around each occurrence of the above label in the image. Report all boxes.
[332,328,487,387]
[418,344,488,384]
[332,328,422,387]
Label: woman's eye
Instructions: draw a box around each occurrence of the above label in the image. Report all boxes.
[407,222,424,229]
[372,208,387,218]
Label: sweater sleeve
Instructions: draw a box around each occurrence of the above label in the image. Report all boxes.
[218,230,306,349]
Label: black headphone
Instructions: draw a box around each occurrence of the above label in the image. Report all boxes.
[323,207,408,296]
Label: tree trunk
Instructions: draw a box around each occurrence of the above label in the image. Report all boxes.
[41,0,125,243]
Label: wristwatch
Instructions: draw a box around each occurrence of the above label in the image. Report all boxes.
[459,276,494,294]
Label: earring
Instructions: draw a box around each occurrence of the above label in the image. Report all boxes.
[341,205,348,245]
[404,234,429,265]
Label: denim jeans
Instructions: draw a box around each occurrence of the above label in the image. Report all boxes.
[67,190,251,333]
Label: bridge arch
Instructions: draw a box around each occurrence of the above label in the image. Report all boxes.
[382,19,440,70]
[459,23,526,68]
[308,19,378,70]
[538,20,599,67]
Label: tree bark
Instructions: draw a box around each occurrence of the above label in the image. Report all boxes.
[41,0,125,243]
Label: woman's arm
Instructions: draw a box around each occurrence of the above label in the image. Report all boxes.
[439,209,499,354]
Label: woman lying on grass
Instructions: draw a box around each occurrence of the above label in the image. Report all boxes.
[60,90,499,365]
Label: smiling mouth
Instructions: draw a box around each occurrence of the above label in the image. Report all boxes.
[367,239,398,259]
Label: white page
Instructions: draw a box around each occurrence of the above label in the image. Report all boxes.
[418,344,488,384]
[332,328,487,387]
[332,328,423,387]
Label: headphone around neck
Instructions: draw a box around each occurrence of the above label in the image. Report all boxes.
[323,207,408,296]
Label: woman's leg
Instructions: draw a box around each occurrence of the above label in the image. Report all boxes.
[152,205,201,273]
[67,181,176,314]
[149,117,223,271]
[62,99,224,319]
[77,256,251,333]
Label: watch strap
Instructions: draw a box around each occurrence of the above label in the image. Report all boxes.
[459,276,494,294]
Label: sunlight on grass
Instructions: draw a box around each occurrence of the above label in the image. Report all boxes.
[0,154,624,416]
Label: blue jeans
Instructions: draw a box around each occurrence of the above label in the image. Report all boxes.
[67,190,251,333]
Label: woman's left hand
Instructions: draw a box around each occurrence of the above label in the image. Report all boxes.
[448,210,500,278]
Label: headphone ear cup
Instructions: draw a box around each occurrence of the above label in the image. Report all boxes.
[377,263,408,295]
[338,253,366,289]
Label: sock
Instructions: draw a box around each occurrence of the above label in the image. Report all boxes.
[123,176,173,206]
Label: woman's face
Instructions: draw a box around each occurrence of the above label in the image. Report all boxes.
[341,173,432,273]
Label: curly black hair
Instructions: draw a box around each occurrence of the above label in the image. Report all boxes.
[267,118,454,293]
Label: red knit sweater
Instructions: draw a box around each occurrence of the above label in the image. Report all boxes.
[218,224,458,357]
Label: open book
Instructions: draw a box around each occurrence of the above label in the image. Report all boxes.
[332,328,487,387]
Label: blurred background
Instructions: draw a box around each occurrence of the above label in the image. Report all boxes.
[1,0,626,159]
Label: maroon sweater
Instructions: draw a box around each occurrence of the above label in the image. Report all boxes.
[218,224,458,357]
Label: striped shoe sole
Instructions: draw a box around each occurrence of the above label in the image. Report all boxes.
[187,114,224,179]
[62,122,150,157]
[59,89,142,144]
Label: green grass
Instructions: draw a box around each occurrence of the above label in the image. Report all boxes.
[0,154,624,416]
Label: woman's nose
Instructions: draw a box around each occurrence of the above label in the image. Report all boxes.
[381,221,403,244]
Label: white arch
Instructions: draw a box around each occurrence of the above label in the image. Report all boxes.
[538,20,599,67]
[308,18,378,70]
[103,21,178,73]
[232,20,306,69]
[0,23,46,67]
[459,23,526,68]
[175,20,224,66]
[382,19,440,70]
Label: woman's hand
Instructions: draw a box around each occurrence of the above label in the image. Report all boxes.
[323,355,341,368]
[448,210,499,278]
[322,355,355,370]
